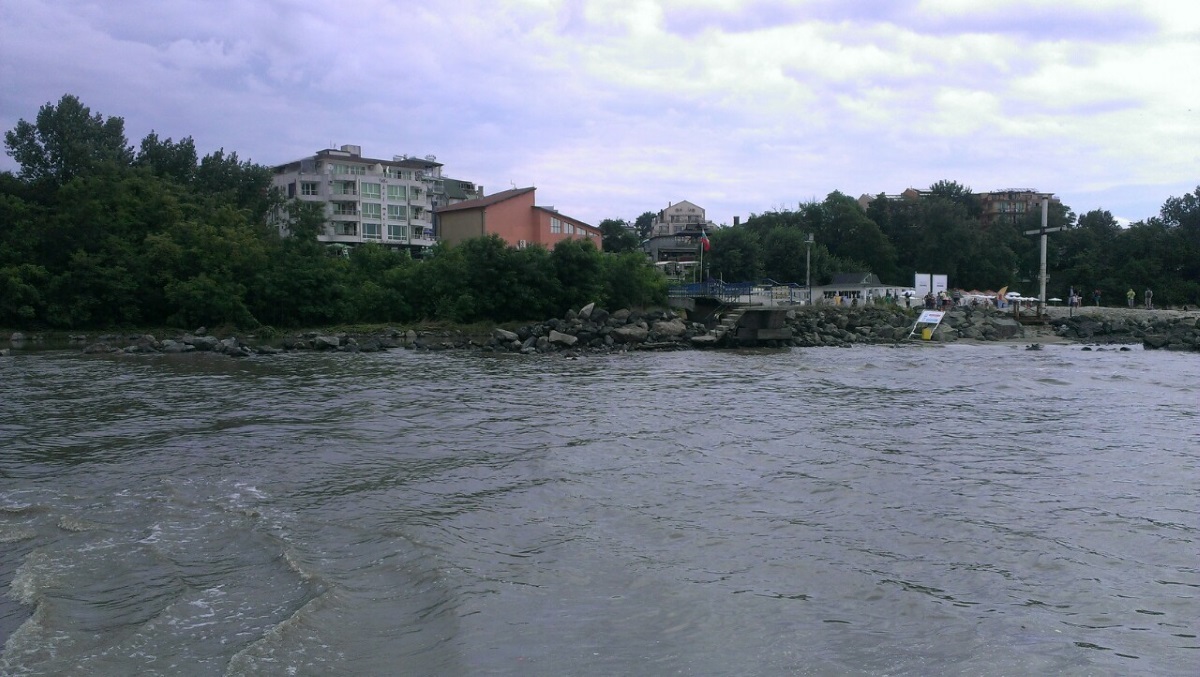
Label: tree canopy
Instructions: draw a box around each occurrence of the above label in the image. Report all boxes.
[4,94,1199,330]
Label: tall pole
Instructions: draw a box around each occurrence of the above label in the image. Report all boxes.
[1024,197,1061,320]
[1038,198,1049,317]
[806,233,814,305]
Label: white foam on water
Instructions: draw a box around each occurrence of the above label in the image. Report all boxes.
[0,606,77,674]
[9,549,58,607]
[224,589,338,676]
[138,522,163,544]
[56,514,100,532]
[0,526,36,544]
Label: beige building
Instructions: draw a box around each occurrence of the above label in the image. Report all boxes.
[977,189,1058,227]
[858,187,1058,227]
[270,145,483,253]
[648,200,715,236]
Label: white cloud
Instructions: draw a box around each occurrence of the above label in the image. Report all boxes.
[1,0,1195,227]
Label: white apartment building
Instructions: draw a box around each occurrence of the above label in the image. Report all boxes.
[271,145,483,252]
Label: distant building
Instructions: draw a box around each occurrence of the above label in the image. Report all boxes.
[817,273,913,305]
[434,187,602,249]
[270,145,483,253]
[976,189,1058,227]
[642,200,716,269]
[858,187,1058,227]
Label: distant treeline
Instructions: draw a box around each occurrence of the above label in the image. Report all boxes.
[4,95,1200,331]
[604,189,1200,308]
[0,95,665,330]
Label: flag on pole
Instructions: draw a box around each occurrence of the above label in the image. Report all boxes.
[700,231,711,252]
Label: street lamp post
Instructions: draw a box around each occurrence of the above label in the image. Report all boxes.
[805,233,814,305]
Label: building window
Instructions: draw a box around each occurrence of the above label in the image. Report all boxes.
[410,187,422,200]
[388,224,408,241]
[362,203,381,219]
[387,184,405,200]
[388,204,408,220]
[330,163,364,175]
[333,181,357,195]
[411,207,424,220]
[301,182,319,196]
[551,217,562,234]
[362,182,381,199]
[332,202,357,216]
[363,222,381,240]
[333,222,357,236]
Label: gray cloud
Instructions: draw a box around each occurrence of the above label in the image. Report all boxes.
[1,0,1195,229]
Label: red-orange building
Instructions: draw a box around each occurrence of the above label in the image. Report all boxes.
[434,187,602,250]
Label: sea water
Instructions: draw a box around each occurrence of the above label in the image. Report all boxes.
[1,344,1197,675]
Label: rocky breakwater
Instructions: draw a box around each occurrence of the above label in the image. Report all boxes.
[482,303,1036,353]
[784,305,1027,347]
[1050,311,1200,351]
[486,303,705,354]
[74,327,418,356]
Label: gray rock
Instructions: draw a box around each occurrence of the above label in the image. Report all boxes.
[612,325,649,343]
[652,318,687,337]
[549,329,578,346]
[314,335,341,350]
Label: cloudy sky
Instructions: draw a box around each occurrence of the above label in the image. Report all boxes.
[2,0,1197,227]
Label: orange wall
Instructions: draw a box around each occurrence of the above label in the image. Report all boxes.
[483,191,538,245]
[533,209,603,249]
[439,190,604,250]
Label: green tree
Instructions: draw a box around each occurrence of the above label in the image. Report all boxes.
[552,238,605,311]
[707,227,762,281]
[4,94,133,185]
[135,132,198,184]
[602,251,667,309]
[634,211,656,240]
[760,227,809,283]
[598,218,641,253]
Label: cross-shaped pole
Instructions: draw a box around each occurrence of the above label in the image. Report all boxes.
[1023,197,1065,317]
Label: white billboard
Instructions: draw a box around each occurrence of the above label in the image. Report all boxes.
[914,273,948,299]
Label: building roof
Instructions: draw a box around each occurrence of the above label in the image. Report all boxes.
[272,147,443,172]
[830,272,884,286]
[443,178,476,200]
[434,187,535,213]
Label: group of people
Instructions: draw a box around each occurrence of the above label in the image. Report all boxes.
[1127,287,1153,310]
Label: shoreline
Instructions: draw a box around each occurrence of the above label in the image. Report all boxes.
[4,304,1200,357]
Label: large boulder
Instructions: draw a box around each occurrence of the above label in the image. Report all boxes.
[548,329,578,346]
[493,328,519,343]
[313,335,341,350]
[652,318,687,338]
[612,325,649,344]
[988,317,1024,339]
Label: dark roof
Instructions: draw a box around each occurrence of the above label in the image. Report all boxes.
[443,178,475,200]
[435,187,535,213]
[830,272,884,286]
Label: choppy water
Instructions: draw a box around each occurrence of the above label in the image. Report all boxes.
[0,344,1197,676]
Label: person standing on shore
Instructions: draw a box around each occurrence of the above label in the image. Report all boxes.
[1127,288,1136,307]
[1093,289,1102,306]
[1145,289,1153,310]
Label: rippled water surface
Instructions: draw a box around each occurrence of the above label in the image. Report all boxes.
[1,344,1197,676]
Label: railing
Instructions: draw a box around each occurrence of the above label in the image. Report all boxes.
[668,280,813,306]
